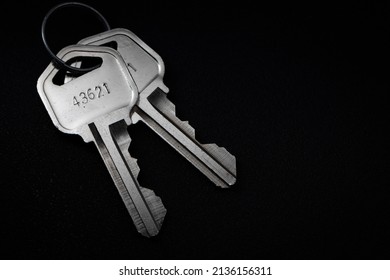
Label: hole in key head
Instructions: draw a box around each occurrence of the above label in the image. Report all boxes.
[52,56,103,86]
[42,3,110,75]
[100,41,118,50]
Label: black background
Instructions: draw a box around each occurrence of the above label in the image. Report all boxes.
[0,1,388,259]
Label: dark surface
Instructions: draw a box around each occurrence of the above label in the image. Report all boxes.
[0,1,388,259]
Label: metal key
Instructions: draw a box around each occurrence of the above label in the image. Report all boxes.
[37,45,166,237]
[75,28,237,188]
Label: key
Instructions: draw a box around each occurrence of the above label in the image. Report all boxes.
[74,28,237,188]
[37,45,166,237]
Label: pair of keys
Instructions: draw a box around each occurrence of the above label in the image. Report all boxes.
[37,28,237,237]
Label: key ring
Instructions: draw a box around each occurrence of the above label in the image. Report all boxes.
[41,2,110,74]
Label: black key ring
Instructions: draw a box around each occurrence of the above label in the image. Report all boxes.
[41,2,110,74]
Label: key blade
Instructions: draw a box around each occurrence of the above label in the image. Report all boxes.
[90,120,166,237]
[133,88,237,188]
[110,121,166,231]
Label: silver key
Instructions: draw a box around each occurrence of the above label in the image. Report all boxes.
[37,45,166,237]
[77,28,237,188]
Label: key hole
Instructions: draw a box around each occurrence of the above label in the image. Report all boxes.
[52,56,103,86]
[101,41,118,50]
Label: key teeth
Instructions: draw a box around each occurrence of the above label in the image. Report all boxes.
[127,149,165,236]
[180,120,196,138]
[117,136,165,237]
[133,158,140,179]
[129,187,166,238]
[150,91,236,175]
[135,191,166,237]
[125,160,166,237]
[129,157,165,236]
[125,157,140,179]
[147,89,237,188]
[203,144,237,176]
[141,187,167,230]
[148,89,196,138]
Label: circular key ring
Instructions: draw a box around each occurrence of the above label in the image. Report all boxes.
[41,2,110,74]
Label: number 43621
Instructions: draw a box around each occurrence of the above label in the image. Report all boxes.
[73,82,110,107]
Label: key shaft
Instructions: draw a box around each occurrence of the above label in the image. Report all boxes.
[90,120,164,237]
[133,88,236,188]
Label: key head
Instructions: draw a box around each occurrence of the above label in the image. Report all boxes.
[37,45,138,142]
[78,28,167,93]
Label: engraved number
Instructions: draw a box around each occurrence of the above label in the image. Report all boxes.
[73,96,80,107]
[95,85,102,98]
[73,82,110,108]
[103,82,110,94]
[87,88,95,100]
[79,92,88,104]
